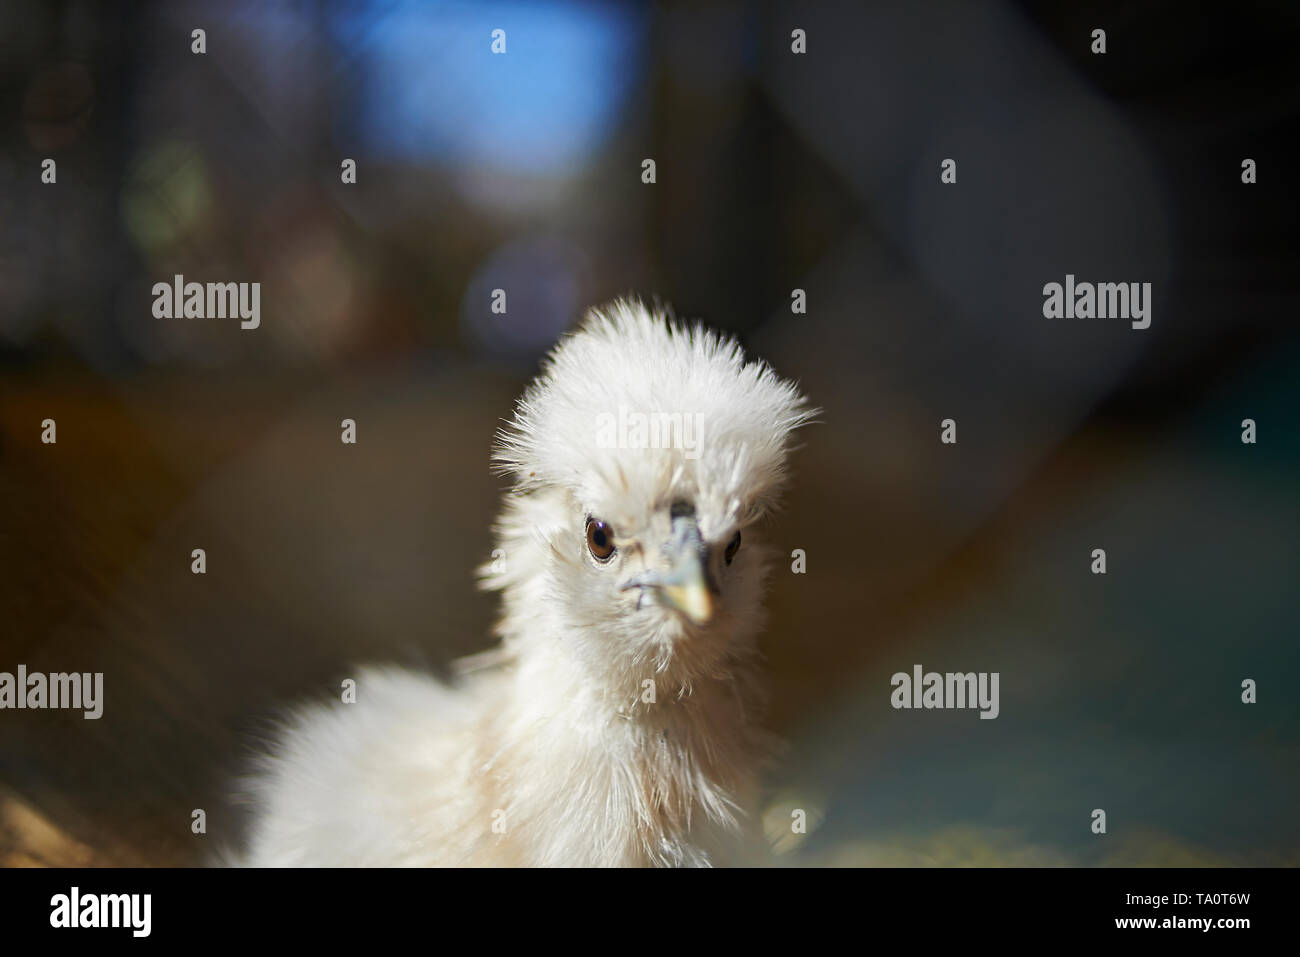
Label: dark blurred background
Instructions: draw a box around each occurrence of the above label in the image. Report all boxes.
[1,0,1297,866]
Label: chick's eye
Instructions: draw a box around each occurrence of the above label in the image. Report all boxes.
[586,518,616,562]
[724,531,742,565]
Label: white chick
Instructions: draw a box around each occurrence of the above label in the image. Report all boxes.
[238,300,814,866]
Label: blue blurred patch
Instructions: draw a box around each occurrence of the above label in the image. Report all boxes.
[329,0,645,175]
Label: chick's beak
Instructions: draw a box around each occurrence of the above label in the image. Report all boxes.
[621,516,716,626]
[658,551,714,626]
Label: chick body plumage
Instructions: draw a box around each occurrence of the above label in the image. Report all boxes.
[240,301,812,866]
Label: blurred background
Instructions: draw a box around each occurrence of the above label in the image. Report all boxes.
[1,0,1298,866]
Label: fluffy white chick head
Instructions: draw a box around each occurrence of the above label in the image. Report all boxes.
[484,300,815,690]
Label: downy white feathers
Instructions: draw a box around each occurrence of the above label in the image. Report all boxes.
[237,300,814,866]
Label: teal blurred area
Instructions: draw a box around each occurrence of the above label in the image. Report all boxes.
[766,337,1300,865]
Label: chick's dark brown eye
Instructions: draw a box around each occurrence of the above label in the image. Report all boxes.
[586,519,616,562]
[724,531,742,565]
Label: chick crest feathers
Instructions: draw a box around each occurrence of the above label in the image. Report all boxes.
[492,299,815,536]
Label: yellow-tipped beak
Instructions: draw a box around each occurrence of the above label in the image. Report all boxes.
[619,511,718,626]
[660,573,714,626]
